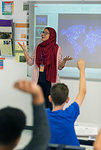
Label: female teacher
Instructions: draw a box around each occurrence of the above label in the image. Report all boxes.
[18,27,72,108]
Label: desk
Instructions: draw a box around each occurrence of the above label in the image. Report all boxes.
[78,137,95,146]
[75,122,101,146]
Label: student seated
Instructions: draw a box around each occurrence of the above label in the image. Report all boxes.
[46,59,86,146]
[0,80,50,150]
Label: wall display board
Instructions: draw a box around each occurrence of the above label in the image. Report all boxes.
[0,19,13,56]
[15,23,28,62]
[2,1,14,16]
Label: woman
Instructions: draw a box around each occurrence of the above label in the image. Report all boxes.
[18,27,72,108]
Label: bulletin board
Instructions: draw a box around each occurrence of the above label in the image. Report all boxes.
[0,19,13,56]
[14,23,28,63]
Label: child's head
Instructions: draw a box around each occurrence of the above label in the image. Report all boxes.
[50,83,69,106]
[0,107,26,146]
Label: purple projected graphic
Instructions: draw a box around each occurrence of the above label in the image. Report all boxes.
[58,14,101,68]
[61,25,86,58]
[84,28,101,54]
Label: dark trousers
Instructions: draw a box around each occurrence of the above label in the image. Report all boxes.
[38,71,52,109]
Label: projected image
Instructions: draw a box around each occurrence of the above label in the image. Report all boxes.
[58,14,101,68]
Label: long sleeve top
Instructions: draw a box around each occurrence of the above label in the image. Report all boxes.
[23,103,50,150]
[27,46,63,85]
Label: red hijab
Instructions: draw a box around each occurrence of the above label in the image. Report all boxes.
[36,27,59,83]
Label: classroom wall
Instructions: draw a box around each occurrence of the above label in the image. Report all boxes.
[0,0,27,22]
[61,78,101,126]
[0,0,33,126]
[0,0,101,127]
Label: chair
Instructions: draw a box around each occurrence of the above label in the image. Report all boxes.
[47,144,86,150]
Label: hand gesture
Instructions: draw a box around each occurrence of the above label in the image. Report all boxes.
[77,59,85,70]
[18,42,26,51]
[63,56,72,62]
[14,80,41,95]
[14,80,44,104]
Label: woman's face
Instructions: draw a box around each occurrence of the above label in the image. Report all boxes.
[41,28,50,41]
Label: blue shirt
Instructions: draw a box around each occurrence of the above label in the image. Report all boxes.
[46,102,80,146]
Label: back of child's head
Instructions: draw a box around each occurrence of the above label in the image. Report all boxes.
[0,107,26,145]
[50,83,69,106]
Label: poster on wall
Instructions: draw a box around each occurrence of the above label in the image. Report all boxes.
[0,58,5,69]
[0,39,12,56]
[0,19,13,56]
[2,1,14,15]
[15,23,28,63]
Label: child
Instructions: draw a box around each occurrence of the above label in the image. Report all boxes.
[46,59,86,146]
[0,80,50,150]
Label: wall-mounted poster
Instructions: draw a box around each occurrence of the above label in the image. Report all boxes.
[0,19,13,56]
[36,15,47,25]
[2,1,14,15]
[15,23,28,62]
[0,58,5,69]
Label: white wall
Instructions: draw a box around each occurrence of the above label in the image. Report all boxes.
[0,58,33,125]
[61,78,101,126]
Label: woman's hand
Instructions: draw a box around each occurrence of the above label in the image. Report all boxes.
[18,42,26,51]
[63,56,72,62]
[59,56,72,69]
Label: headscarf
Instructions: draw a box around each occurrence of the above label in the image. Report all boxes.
[36,27,59,83]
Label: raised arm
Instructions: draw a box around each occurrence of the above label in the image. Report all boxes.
[74,59,86,107]
[14,80,50,150]
[14,80,44,104]
[18,42,30,62]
